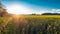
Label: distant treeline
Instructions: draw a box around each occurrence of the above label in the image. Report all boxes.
[42,13,60,15]
[31,13,60,15]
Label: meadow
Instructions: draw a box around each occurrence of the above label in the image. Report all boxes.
[0,15,60,34]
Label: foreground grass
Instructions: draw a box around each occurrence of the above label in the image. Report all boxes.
[0,15,60,34]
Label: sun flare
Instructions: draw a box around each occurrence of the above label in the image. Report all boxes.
[7,4,30,14]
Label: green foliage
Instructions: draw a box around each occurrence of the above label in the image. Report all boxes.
[0,17,60,34]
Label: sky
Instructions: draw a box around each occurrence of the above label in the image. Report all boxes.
[0,0,60,14]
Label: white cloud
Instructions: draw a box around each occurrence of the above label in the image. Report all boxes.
[6,3,60,14]
[35,9,60,14]
[51,9,60,13]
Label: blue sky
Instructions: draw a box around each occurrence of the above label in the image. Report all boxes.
[1,0,60,14]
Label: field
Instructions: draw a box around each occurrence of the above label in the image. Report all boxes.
[0,15,60,34]
[26,15,60,18]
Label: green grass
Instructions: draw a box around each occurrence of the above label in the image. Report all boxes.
[0,15,60,34]
[26,15,60,18]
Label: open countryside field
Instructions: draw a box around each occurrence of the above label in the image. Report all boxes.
[0,0,60,34]
[0,15,60,34]
[26,15,60,18]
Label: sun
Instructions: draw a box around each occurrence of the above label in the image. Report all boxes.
[7,4,29,14]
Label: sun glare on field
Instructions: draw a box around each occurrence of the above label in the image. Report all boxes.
[7,3,30,14]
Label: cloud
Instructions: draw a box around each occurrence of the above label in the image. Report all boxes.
[51,9,60,13]
[6,2,60,14]
[34,9,60,14]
